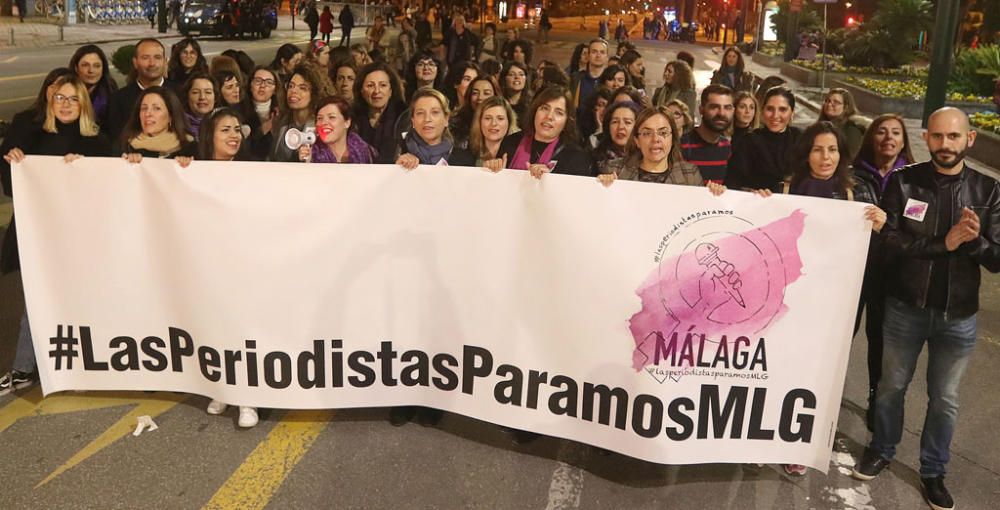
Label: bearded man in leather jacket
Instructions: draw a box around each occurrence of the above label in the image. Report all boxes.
[852,107,1000,510]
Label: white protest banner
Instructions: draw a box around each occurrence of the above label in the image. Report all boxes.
[13,156,871,471]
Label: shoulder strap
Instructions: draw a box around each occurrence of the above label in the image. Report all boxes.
[782,181,790,194]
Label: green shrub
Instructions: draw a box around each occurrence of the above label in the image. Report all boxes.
[840,0,931,69]
[951,45,1000,97]
[111,45,136,78]
[769,0,822,43]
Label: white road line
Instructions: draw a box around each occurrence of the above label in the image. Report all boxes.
[544,442,588,510]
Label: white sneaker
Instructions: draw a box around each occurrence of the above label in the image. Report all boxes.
[206,400,228,415]
[238,407,258,428]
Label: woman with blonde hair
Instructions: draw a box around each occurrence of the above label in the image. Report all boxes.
[451,96,518,167]
[1,75,112,395]
[664,99,693,135]
[732,90,759,144]
[395,88,455,170]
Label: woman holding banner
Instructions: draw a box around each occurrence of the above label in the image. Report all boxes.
[451,96,517,168]
[595,105,723,195]
[118,87,197,160]
[495,86,592,178]
[754,121,887,476]
[1,75,112,395]
[395,89,454,170]
[296,96,378,164]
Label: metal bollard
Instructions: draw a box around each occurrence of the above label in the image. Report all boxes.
[8,28,13,46]
[60,25,65,42]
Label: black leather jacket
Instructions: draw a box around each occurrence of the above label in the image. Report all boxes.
[881,161,1000,318]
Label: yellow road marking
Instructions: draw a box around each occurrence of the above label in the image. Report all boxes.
[0,387,187,486]
[0,72,48,83]
[202,410,335,510]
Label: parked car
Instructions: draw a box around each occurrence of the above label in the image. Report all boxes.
[179,0,277,39]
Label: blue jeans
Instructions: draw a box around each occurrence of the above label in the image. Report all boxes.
[13,310,35,373]
[870,297,978,477]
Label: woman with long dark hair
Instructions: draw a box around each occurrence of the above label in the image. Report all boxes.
[180,72,219,141]
[197,107,255,161]
[118,86,196,159]
[496,86,592,178]
[619,49,645,92]
[0,74,112,396]
[501,61,531,128]
[651,60,695,112]
[269,43,304,84]
[69,45,118,131]
[566,43,589,76]
[354,61,407,164]
[579,86,614,149]
[591,100,641,174]
[444,61,479,111]
[242,66,285,160]
[598,64,630,91]
[449,76,500,150]
[726,86,801,191]
[851,113,915,430]
[296,96,378,164]
[710,47,755,92]
[168,38,209,89]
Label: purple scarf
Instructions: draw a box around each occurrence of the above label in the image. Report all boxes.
[311,132,378,164]
[185,112,203,140]
[91,86,109,121]
[857,154,909,192]
[509,134,558,171]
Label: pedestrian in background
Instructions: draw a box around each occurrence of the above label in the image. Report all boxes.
[304,0,320,42]
[339,5,356,47]
[319,6,334,45]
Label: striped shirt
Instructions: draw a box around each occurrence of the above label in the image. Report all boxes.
[680,129,732,184]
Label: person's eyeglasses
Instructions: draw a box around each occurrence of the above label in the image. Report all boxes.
[53,94,80,105]
[252,78,276,87]
[638,129,672,139]
[417,60,437,68]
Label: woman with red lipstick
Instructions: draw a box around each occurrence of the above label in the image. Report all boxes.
[451,96,517,168]
[296,96,377,164]
[118,87,196,159]
[726,86,802,192]
[180,72,219,141]
[496,86,591,178]
[590,100,641,175]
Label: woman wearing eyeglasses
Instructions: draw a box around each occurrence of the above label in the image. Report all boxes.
[597,106,723,195]
[242,66,285,160]
[1,75,111,395]
[404,50,443,102]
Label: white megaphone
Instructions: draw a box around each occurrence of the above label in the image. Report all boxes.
[284,127,316,150]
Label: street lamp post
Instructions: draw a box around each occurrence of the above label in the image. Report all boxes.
[922,0,962,126]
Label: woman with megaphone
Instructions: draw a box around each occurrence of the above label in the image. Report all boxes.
[270,64,335,162]
[295,96,377,164]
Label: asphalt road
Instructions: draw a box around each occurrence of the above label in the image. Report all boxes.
[1,26,999,510]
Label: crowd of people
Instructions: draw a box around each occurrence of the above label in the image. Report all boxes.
[0,10,997,510]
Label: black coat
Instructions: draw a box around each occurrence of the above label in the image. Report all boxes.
[355,99,406,164]
[726,126,802,191]
[496,132,592,177]
[1,122,111,274]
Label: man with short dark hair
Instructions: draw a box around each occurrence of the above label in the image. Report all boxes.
[680,84,734,184]
[853,107,1000,510]
[570,38,608,115]
[106,39,170,140]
